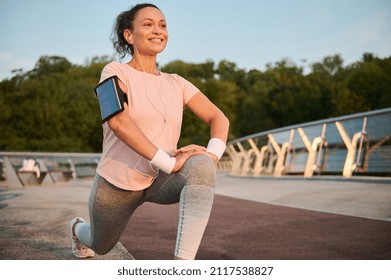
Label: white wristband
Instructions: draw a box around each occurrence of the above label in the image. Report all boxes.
[206,138,226,161]
[151,149,176,174]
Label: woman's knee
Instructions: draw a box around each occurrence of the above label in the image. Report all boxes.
[181,154,216,186]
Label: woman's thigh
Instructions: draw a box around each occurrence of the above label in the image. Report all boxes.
[144,154,216,205]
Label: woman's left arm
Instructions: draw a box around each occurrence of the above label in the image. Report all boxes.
[186,92,230,161]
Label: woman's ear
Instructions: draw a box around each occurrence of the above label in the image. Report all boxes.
[123,29,133,44]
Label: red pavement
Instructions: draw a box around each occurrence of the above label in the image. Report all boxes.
[120,195,391,260]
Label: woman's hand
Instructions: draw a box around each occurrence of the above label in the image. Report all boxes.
[171,144,206,156]
[172,149,205,172]
[171,144,218,173]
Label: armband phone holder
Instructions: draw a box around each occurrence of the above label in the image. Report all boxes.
[94,75,128,123]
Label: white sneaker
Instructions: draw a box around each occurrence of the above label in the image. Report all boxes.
[70,217,95,258]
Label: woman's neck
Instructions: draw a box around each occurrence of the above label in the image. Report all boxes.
[128,55,159,75]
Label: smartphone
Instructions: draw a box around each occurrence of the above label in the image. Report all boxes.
[94,76,128,123]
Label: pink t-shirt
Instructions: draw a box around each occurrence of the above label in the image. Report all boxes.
[96,62,200,191]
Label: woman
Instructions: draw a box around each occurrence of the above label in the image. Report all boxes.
[70,3,229,260]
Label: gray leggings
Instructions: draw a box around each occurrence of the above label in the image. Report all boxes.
[75,154,216,259]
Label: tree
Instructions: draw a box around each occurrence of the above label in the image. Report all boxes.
[347,53,391,110]
[28,56,72,78]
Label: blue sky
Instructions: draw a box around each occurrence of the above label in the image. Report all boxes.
[0,0,390,80]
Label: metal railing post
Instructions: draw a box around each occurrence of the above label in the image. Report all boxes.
[227,144,243,175]
[236,142,254,175]
[3,156,23,188]
[335,120,365,178]
[298,124,327,178]
[248,138,271,176]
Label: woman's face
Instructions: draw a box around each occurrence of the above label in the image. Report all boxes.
[131,7,168,56]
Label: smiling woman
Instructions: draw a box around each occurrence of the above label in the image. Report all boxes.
[69,3,229,260]
[114,6,168,62]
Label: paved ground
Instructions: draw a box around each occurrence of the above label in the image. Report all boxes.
[0,173,390,260]
[121,173,391,260]
[215,174,391,221]
[0,179,133,260]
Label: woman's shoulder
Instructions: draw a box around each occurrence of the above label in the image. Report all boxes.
[102,61,126,72]
[161,72,199,96]
[100,61,130,82]
[162,72,187,84]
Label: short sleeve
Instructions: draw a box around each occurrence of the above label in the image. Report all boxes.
[170,74,200,106]
[100,61,127,85]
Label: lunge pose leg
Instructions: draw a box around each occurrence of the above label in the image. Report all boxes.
[71,175,144,257]
[145,155,216,259]
[71,155,215,259]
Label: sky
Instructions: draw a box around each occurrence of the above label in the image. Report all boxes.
[0,0,390,80]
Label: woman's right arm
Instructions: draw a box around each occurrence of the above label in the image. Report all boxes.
[107,102,158,160]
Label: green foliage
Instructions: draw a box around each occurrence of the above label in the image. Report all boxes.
[0,56,109,152]
[0,53,390,152]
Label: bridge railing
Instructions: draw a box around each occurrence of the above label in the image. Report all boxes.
[225,108,391,179]
[0,152,101,188]
[1,108,390,187]
[0,150,234,188]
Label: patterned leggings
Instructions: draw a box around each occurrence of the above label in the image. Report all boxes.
[75,154,216,259]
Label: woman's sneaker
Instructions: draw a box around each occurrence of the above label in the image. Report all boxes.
[70,217,95,258]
